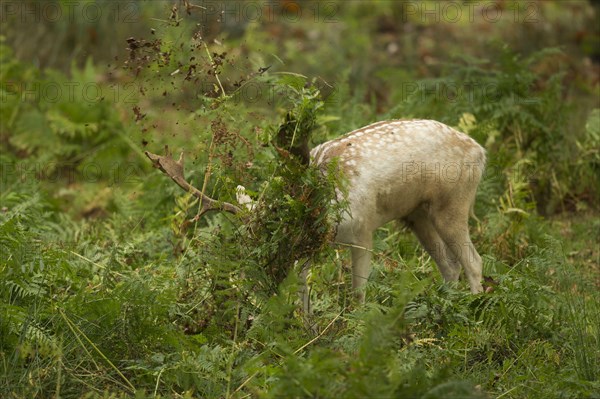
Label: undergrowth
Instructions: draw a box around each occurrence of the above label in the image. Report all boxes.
[1,3,599,399]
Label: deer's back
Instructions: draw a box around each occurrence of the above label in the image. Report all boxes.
[310,120,486,231]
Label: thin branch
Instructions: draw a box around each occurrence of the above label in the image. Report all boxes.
[204,42,226,98]
[294,311,343,354]
[145,146,243,217]
[59,309,136,393]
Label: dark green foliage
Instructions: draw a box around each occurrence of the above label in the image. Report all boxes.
[1,41,138,182]
[274,83,324,165]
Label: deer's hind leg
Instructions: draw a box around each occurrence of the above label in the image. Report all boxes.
[405,207,461,282]
[428,202,483,294]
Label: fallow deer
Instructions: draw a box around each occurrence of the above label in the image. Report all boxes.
[145,119,486,306]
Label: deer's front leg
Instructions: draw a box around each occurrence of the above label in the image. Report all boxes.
[350,234,373,303]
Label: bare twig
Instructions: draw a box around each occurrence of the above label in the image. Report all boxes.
[145,146,243,218]
[294,311,343,354]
